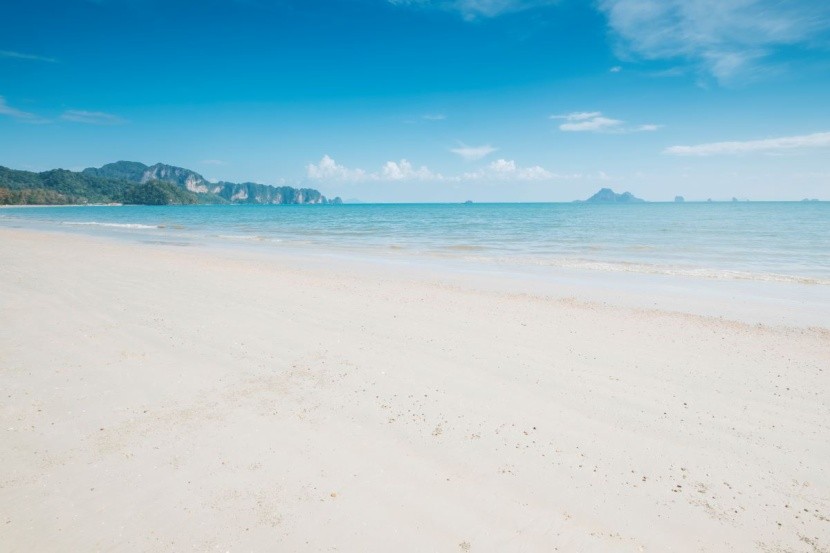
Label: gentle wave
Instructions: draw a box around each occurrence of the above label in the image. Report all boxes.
[216,234,278,242]
[2,203,825,286]
[61,221,159,229]
[441,244,487,251]
[454,255,830,285]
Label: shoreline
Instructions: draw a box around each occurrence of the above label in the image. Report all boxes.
[2,224,828,328]
[0,202,124,208]
[1,227,828,552]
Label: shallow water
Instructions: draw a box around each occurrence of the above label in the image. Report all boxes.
[2,202,828,285]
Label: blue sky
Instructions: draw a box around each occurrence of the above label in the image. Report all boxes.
[1,0,829,201]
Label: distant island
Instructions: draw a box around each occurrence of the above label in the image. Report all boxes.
[0,161,342,206]
[578,188,645,203]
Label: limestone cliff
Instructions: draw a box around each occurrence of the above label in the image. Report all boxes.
[83,161,341,205]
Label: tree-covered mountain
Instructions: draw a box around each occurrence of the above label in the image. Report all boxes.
[81,161,150,183]
[83,161,341,205]
[0,161,342,206]
[0,166,138,204]
[121,180,201,206]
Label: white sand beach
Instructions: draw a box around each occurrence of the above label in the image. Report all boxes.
[1,228,828,552]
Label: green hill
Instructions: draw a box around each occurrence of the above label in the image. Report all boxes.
[121,180,200,205]
[0,161,342,206]
[82,161,150,183]
[0,166,132,204]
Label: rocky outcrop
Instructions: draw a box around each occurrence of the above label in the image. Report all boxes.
[140,164,209,193]
[581,188,645,203]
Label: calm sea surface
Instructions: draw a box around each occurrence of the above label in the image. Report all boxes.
[2,202,828,285]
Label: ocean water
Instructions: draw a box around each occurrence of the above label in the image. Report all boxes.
[1,202,828,285]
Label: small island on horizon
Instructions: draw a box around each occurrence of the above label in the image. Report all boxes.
[577,187,645,203]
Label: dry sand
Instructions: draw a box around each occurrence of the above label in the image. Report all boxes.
[1,228,828,552]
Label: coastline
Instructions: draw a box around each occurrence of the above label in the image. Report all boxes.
[1,227,828,552]
[0,202,124,208]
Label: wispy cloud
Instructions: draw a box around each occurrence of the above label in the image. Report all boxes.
[388,0,558,20]
[609,66,622,73]
[665,132,830,156]
[598,0,830,84]
[551,111,659,133]
[553,112,622,132]
[60,110,126,125]
[422,113,446,121]
[0,50,57,63]
[0,96,49,123]
[450,143,498,161]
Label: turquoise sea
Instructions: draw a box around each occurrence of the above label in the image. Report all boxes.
[1,202,828,285]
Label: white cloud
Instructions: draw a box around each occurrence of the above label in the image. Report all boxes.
[388,0,558,19]
[0,96,48,123]
[664,132,830,156]
[422,113,446,121]
[307,156,441,182]
[306,155,573,184]
[461,159,578,181]
[61,110,126,125]
[488,158,518,173]
[381,159,440,180]
[598,0,830,83]
[307,155,369,182]
[450,143,498,161]
[610,66,622,73]
[486,158,555,180]
[551,111,659,133]
[0,50,57,63]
